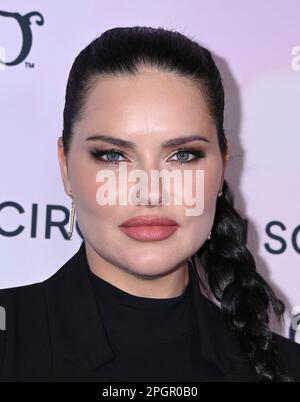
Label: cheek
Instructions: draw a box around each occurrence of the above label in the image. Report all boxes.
[203,157,223,206]
[67,153,114,225]
[187,159,222,214]
[203,171,221,208]
[182,168,220,250]
[182,158,222,240]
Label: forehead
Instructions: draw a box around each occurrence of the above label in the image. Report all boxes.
[74,67,215,140]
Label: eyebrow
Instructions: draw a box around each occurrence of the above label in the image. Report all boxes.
[85,134,209,149]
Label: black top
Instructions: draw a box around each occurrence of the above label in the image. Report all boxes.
[0,241,300,382]
[89,268,224,382]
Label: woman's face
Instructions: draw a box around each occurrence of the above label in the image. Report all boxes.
[58,67,226,277]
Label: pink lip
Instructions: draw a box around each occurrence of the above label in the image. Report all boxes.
[120,215,179,227]
[119,215,179,241]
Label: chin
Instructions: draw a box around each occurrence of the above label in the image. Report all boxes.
[123,259,182,279]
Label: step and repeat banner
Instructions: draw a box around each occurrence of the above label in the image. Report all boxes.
[0,1,299,342]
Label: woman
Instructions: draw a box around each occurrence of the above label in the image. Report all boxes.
[0,26,299,382]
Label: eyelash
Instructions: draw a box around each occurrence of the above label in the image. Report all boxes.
[89,147,206,165]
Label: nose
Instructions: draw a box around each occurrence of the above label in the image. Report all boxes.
[135,159,168,206]
[138,172,164,206]
[139,188,163,206]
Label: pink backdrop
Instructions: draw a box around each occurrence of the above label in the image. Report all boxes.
[0,0,299,341]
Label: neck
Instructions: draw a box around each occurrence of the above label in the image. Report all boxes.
[85,242,190,299]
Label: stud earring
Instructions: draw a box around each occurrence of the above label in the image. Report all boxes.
[67,197,75,239]
[207,231,211,240]
[218,190,223,197]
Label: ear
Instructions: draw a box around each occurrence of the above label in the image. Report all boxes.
[57,136,72,197]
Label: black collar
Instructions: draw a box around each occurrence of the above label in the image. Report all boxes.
[43,241,258,381]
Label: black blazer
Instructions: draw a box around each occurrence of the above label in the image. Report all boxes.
[0,241,300,382]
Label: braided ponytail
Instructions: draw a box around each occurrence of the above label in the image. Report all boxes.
[197,180,293,381]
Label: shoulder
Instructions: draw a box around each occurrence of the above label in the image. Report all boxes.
[272,332,300,381]
[0,281,47,335]
[0,246,82,381]
[199,296,300,381]
[0,281,45,316]
[0,282,50,380]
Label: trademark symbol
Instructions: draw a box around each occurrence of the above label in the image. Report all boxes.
[25,61,35,68]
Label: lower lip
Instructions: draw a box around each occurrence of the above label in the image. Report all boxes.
[119,225,178,241]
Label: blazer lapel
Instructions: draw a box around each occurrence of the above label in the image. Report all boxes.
[43,241,115,377]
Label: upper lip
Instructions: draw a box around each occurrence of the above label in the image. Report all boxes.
[119,215,179,227]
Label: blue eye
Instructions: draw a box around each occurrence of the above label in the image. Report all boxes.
[90,148,126,165]
[169,147,206,164]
